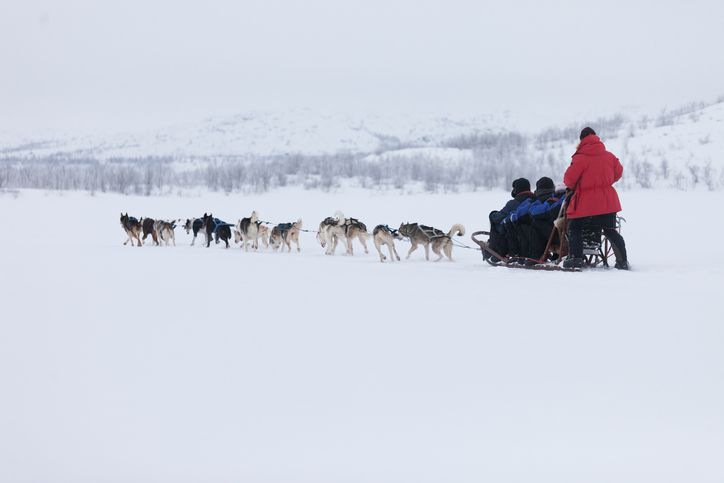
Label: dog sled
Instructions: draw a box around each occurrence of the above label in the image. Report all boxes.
[470,197,624,272]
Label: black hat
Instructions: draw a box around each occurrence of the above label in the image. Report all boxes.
[536,176,555,191]
[580,127,596,140]
[511,178,531,197]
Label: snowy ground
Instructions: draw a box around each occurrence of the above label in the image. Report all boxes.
[1,188,722,483]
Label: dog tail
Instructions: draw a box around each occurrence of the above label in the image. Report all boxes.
[447,223,465,237]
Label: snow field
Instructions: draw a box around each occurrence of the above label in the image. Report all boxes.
[0,188,722,483]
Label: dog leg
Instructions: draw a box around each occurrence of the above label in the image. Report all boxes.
[406,241,418,259]
[392,243,401,261]
[347,236,354,256]
[374,238,385,262]
[360,234,369,254]
[432,242,443,262]
[424,243,430,261]
[387,243,397,262]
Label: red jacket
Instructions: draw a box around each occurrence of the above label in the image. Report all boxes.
[563,135,623,219]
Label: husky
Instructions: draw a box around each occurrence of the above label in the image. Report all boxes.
[183,218,206,246]
[234,210,261,251]
[317,211,369,255]
[236,224,270,249]
[317,212,348,255]
[256,225,270,248]
[270,219,303,252]
[341,216,370,255]
[372,225,403,262]
[120,213,143,247]
[398,222,466,261]
[153,219,177,246]
[202,213,233,248]
[140,217,159,246]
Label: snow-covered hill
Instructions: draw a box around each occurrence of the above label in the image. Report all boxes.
[1,99,722,192]
[0,109,511,159]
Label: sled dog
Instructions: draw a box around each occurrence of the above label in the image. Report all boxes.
[372,225,403,262]
[398,222,466,261]
[202,213,232,248]
[153,219,177,246]
[317,212,348,255]
[342,216,370,255]
[140,217,159,246]
[317,211,369,255]
[234,210,261,251]
[183,218,207,246]
[270,219,303,252]
[120,213,143,247]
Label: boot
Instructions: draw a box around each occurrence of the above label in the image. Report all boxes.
[562,257,584,269]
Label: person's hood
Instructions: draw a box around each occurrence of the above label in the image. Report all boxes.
[574,134,606,156]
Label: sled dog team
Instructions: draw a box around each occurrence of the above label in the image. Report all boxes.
[121,210,466,262]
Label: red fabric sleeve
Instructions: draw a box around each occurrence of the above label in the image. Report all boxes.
[563,156,584,189]
[613,155,623,182]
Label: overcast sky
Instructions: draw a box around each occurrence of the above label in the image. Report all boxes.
[1,0,723,132]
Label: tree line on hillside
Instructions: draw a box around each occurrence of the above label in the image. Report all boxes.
[1,104,722,194]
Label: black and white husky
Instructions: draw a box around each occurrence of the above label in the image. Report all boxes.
[233,210,262,251]
[202,213,232,248]
[183,218,207,246]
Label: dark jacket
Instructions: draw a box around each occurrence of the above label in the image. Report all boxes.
[489,191,535,227]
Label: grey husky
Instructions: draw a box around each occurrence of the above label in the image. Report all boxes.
[398,222,465,261]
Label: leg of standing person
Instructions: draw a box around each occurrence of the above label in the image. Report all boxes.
[567,217,585,260]
[597,213,628,268]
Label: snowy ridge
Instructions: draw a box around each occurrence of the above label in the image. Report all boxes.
[1,99,722,192]
[0,109,509,159]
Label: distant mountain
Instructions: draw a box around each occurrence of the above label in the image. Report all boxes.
[0,109,512,160]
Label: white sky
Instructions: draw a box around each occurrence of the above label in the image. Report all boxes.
[1,0,723,132]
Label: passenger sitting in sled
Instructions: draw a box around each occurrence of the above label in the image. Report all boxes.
[505,177,558,264]
[487,178,534,260]
[522,178,566,263]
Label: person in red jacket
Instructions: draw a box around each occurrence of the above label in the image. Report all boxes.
[562,127,628,269]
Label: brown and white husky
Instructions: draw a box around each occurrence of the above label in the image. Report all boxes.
[120,213,143,247]
[372,225,403,262]
[270,219,303,252]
